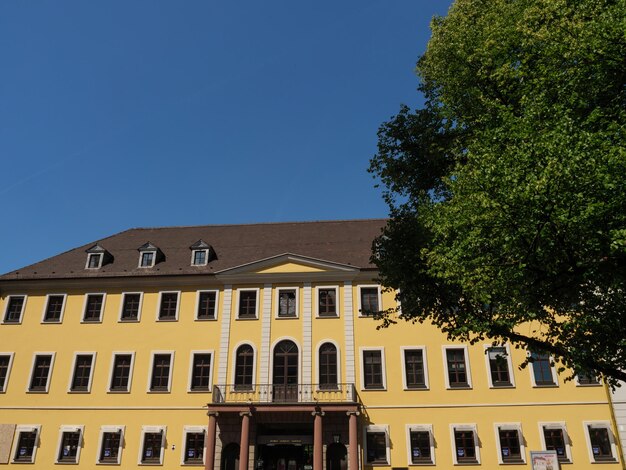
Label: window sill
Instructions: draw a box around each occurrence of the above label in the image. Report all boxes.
[188,389,211,393]
[195,318,217,321]
[447,385,472,390]
[409,461,434,466]
[316,315,340,319]
[532,384,558,388]
[276,316,299,320]
[118,319,140,323]
[156,319,178,322]
[107,390,130,394]
[591,458,617,463]
[68,390,91,394]
[405,386,429,391]
[148,390,171,394]
[490,384,515,389]
[41,321,62,324]
[236,317,258,321]
[81,320,103,324]
[1,321,22,325]
[362,387,387,391]
[26,390,49,394]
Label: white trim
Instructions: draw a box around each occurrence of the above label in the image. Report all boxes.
[494,422,526,464]
[138,425,167,465]
[188,350,214,392]
[274,286,300,319]
[405,424,435,466]
[400,346,429,390]
[235,287,260,320]
[138,250,157,268]
[483,344,515,388]
[2,294,27,324]
[0,352,15,393]
[315,285,340,318]
[357,284,382,317]
[118,292,143,322]
[230,342,258,388]
[269,337,301,386]
[583,421,619,463]
[67,352,97,393]
[364,424,390,466]
[81,293,107,323]
[147,351,175,393]
[215,252,358,275]
[41,293,67,323]
[107,351,136,393]
[85,252,104,269]
[194,290,219,321]
[96,425,125,465]
[156,291,181,321]
[181,426,208,466]
[55,424,85,464]
[359,347,386,391]
[529,352,559,387]
[450,423,481,465]
[190,249,209,267]
[27,352,56,393]
[11,424,41,464]
[538,421,571,463]
[315,340,341,389]
[442,345,472,389]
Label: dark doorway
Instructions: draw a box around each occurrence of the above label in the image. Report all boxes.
[272,340,298,402]
[326,443,347,470]
[257,444,312,470]
[221,443,240,470]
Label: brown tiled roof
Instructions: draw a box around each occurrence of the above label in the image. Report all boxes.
[0,219,386,280]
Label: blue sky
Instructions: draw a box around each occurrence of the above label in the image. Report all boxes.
[0,0,452,274]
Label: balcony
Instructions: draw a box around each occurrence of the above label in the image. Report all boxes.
[212,383,357,404]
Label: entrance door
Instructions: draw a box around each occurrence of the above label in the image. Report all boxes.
[326,443,347,470]
[273,340,298,402]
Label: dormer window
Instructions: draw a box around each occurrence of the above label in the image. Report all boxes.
[87,253,102,269]
[140,252,155,268]
[138,242,162,268]
[85,244,111,270]
[190,240,212,266]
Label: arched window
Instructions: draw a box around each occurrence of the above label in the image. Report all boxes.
[234,345,254,390]
[272,340,298,402]
[319,343,338,389]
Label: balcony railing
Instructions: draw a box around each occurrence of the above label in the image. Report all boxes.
[212,383,357,404]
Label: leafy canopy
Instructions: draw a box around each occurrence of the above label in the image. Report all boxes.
[369,0,626,383]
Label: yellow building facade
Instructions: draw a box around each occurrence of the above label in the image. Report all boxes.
[0,220,621,469]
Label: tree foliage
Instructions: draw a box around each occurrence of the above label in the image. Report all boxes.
[369,0,626,383]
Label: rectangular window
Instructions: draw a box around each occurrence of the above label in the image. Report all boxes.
[110,353,133,392]
[158,292,179,321]
[577,372,600,386]
[238,290,258,319]
[183,430,206,464]
[318,287,338,317]
[29,354,54,392]
[190,353,212,391]
[541,424,570,463]
[586,423,617,462]
[70,354,94,392]
[141,429,165,464]
[496,426,524,464]
[487,347,512,387]
[362,349,384,390]
[120,293,142,321]
[277,288,297,318]
[196,291,217,320]
[403,349,427,389]
[452,427,479,464]
[366,429,388,464]
[445,347,470,388]
[0,354,14,392]
[3,295,26,323]
[192,250,207,266]
[43,294,65,322]
[13,427,40,463]
[57,428,82,464]
[98,428,123,464]
[531,351,556,386]
[140,251,155,267]
[83,294,105,322]
[87,253,102,269]
[359,286,380,316]
[149,353,173,392]
[408,427,433,464]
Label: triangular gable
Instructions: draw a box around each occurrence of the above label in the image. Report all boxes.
[214,253,358,275]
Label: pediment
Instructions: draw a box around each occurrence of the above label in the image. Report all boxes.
[215,253,358,275]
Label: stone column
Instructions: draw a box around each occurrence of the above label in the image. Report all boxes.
[313,410,325,470]
[239,412,252,470]
[205,412,219,470]
[347,411,360,470]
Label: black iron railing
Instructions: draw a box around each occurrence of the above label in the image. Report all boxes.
[212,383,356,404]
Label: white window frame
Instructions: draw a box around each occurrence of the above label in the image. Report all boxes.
[96,425,125,465]
[181,426,208,466]
[359,347,386,391]
[191,249,209,266]
[194,290,219,321]
[494,422,526,464]
[188,350,214,393]
[275,286,300,319]
[315,285,340,318]
[0,352,15,393]
[118,292,143,322]
[575,372,602,387]
[484,344,515,388]
[230,342,257,389]
[236,288,260,320]
[400,346,429,390]
[138,425,167,465]
[27,352,56,393]
[364,425,390,466]
[442,345,472,389]
[529,352,559,387]
[583,421,618,463]
[41,293,67,323]
[138,250,157,268]
[85,253,103,269]
[81,293,107,323]
[147,351,175,393]
[67,352,97,393]
[406,424,435,465]
[357,284,382,317]
[156,291,181,322]
[55,425,85,464]
[450,424,481,465]
[315,340,341,391]
[2,294,27,324]
[11,424,41,464]
[538,422,572,463]
[107,351,136,393]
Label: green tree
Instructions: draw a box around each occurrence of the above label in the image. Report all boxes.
[369,0,626,383]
